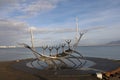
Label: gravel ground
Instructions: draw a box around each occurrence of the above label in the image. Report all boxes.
[10,57,120,80]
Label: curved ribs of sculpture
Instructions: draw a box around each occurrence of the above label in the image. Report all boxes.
[20,17,88,70]
[21,29,87,70]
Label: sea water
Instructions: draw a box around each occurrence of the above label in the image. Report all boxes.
[0,46,120,61]
[77,46,120,60]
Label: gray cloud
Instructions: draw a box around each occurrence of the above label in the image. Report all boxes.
[0,19,76,46]
[0,19,29,45]
[0,19,27,31]
[0,0,17,7]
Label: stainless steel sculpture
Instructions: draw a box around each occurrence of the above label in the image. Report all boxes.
[20,18,87,70]
[20,30,87,70]
[41,45,48,55]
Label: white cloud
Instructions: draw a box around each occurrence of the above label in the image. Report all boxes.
[80,26,120,46]
[21,0,59,16]
[0,19,119,46]
[79,8,120,26]
[0,0,60,18]
[0,0,120,46]
[27,23,77,34]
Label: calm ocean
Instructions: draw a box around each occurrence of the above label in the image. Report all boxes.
[0,46,120,61]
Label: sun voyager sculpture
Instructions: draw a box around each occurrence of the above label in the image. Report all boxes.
[20,18,88,71]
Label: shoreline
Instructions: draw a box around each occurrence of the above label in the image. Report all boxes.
[0,57,120,80]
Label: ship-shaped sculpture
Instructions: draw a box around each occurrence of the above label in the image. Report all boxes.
[20,18,87,70]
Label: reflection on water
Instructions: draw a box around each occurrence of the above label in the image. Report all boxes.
[26,59,95,70]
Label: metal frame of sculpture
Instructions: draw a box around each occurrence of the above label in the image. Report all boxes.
[20,18,88,70]
[20,30,87,70]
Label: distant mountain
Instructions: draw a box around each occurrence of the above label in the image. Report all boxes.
[107,40,120,45]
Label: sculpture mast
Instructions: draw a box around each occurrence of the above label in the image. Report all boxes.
[30,28,34,49]
[76,17,79,40]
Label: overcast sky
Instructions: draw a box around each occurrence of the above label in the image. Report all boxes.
[0,0,120,46]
